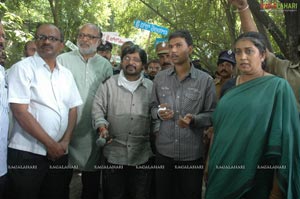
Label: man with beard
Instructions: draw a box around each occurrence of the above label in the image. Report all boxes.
[57,23,113,199]
[0,21,9,199]
[156,42,173,70]
[7,23,82,199]
[92,45,157,199]
[214,50,236,100]
[111,41,135,75]
[151,30,216,199]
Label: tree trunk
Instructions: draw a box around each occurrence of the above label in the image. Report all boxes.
[281,0,299,63]
[48,0,58,26]
[222,0,237,46]
[249,0,299,63]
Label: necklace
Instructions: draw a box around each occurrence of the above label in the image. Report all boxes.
[236,70,265,86]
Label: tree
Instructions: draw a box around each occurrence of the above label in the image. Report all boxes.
[248,0,299,63]
[1,0,297,72]
[1,0,115,66]
[0,2,34,67]
[119,0,237,73]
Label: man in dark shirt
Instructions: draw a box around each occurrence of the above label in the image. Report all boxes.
[151,30,216,199]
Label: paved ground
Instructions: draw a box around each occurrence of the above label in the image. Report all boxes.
[69,170,82,199]
[69,170,104,199]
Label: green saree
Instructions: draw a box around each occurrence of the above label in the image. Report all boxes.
[206,76,300,199]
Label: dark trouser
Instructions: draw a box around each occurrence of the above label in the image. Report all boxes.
[7,148,73,199]
[103,160,152,199]
[81,170,101,199]
[0,174,7,199]
[155,153,203,199]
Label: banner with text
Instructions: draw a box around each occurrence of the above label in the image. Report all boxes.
[134,20,169,36]
[102,32,132,46]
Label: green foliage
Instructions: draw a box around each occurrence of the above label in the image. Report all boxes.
[1,2,34,67]
[0,0,288,72]
[110,0,239,72]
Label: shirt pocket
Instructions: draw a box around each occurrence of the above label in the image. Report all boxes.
[185,92,200,101]
[183,90,203,114]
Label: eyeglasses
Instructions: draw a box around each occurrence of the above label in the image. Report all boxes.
[36,34,62,42]
[123,56,141,63]
[77,33,100,40]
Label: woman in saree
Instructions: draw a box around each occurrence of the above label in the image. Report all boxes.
[205,32,300,199]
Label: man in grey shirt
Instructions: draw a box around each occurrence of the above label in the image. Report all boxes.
[92,45,157,199]
[151,30,216,199]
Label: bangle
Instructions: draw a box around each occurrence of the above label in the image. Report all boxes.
[234,4,249,13]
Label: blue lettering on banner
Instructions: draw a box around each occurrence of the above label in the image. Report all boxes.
[134,20,169,36]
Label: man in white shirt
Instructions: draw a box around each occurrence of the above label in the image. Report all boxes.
[0,21,9,199]
[7,24,82,199]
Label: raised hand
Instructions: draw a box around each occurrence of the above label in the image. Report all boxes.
[228,0,248,9]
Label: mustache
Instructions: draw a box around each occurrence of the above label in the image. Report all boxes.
[220,69,229,73]
[162,62,171,66]
[125,64,136,69]
[41,44,53,49]
[78,42,88,47]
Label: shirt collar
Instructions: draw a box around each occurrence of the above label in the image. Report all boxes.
[117,70,149,88]
[167,62,197,79]
[34,53,61,71]
[140,76,150,89]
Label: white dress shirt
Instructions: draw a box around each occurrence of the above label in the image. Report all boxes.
[8,54,82,156]
[0,65,8,176]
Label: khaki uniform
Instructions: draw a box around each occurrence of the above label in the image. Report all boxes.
[267,52,300,112]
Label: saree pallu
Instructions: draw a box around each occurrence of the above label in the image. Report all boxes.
[206,76,300,199]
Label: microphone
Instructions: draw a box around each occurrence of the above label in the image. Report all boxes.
[96,135,114,147]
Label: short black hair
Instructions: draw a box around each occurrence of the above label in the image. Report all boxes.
[168,30,193,46]
[97,41,113,51]
[121,41,134,52]
[145,59,160,70]
[121,45,147,65]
